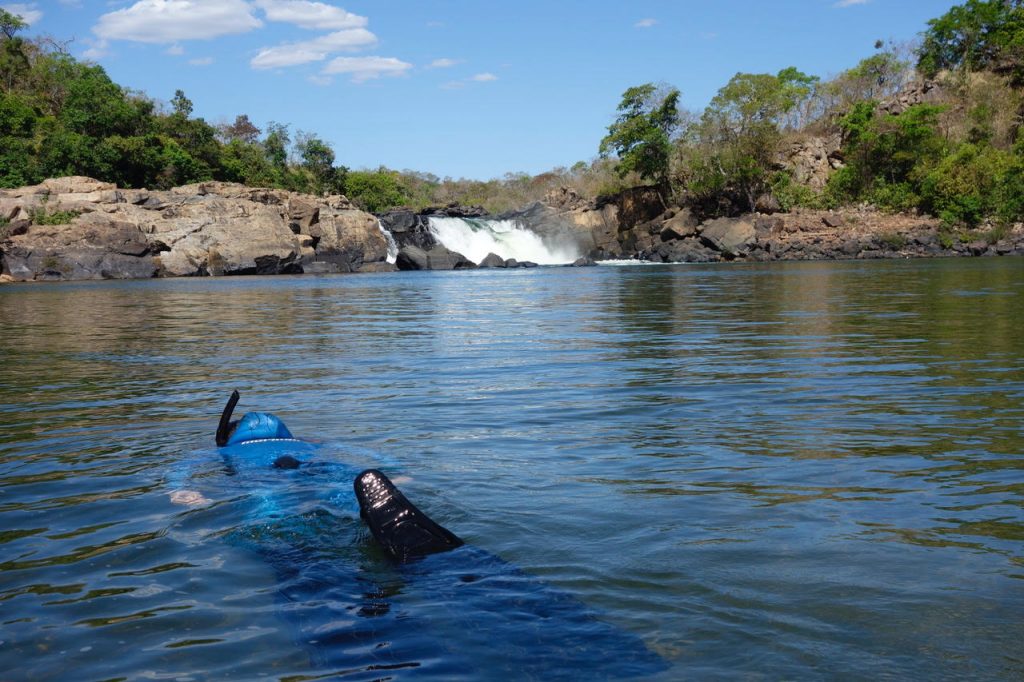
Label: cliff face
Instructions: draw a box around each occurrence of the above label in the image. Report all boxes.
[0,177,391,282]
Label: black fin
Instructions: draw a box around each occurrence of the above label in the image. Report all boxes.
[354,469,463,562]
[273,455,302,470]
[215,390,240,447]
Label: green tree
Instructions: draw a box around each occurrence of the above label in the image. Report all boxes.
[599,83,680,192]
[344,168,411,212]
[683,68,815,212]
[294,131,342,194]
[918,0,1024,83]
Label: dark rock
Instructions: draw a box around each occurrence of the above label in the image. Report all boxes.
[754,216,785,239]
[479,252,506,268]
[395,245,475,270]
[7,219,29,236]
[378,210,437,250]
[659,208,699,241]
[821,214,843,228]
[303,261,343,274]
[968,240,988,256]
[660,237,720,263]
[421,204,487,218]
[505,258,519,268]
[520,261,538,268]
[699,216,756,257]
[571,256,597,267]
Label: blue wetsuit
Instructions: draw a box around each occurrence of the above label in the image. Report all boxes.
[186,404,667,679]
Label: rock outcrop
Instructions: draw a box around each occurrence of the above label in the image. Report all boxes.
[0,178,390,281]
[395,245,476,271]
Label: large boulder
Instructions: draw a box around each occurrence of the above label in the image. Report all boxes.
[700,216,757,257]
[395,245,475,270]
[379,210,438,250]
[478,252,506,268]
[1,212,156,281]
[309,208,389,272]
[149,196,299,276]
[779,134,842,191]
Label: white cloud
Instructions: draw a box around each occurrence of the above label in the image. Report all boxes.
[428,58,459,69]
[307,74,332,86]
[470,72,497,82]
[94,0,261,44]
[322,56,412,83]
[834,0,869,6]
[189,56,213,65]
[1,3,43,25]
[250,27,376,69]
[254,0,367,30]
[634,18,656,28]
[82,43,108,60]
[165,44,185,55]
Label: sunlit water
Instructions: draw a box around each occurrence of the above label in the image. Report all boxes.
[1,259,1022,680]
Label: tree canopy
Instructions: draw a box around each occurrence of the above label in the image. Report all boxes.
[599,83,680,191]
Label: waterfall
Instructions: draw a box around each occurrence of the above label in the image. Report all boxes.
[377,219,399,264]
[427,217,579,265]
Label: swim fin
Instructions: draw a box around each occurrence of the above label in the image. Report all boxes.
[354,469,463,562]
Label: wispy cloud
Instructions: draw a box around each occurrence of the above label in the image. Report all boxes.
[251,28,377,69]
[1,3,43,25]
[470,72,497,82]
[634,18,656,28]
[165,44,185,56]
[427,58,460,69]
[94,0,261,44]
[188,56,214,66]
[834,0,870,7]
[322,56,412,83]
[253,0,367,30]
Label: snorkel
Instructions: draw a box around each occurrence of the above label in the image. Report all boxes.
[215,390,297,446]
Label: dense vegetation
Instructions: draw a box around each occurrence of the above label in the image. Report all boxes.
[1,1,1024,227]
[601,0,1024,228]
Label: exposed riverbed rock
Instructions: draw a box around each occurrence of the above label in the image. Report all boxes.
[509,185,664,259]
[395,245,476,271]
[0,178,387,281]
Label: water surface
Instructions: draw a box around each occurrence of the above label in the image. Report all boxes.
[1,258,1022,679]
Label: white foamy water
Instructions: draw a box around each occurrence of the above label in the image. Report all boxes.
[377,220,399,264]
[427,217,580,265]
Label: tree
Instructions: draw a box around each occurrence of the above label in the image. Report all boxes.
[683,68,815,212]
[0,8,27,40]
[918,0,1024,83]
[171,89,193,118]
[599,83,680,192]
[294,131,341,194]
[219,114,260,144]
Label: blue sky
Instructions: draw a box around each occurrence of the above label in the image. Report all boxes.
[6,1,962,180]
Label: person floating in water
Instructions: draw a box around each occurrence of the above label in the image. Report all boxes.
[168,390,667,679]
[211,389,463,562]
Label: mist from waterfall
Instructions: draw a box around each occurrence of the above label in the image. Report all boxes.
[427,217,580,265]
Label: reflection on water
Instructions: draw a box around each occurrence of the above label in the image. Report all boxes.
[0,259,1022,679]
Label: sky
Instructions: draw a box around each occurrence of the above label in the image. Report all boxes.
[5,0,964,180]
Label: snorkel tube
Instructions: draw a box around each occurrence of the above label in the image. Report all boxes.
[216,390,240,446]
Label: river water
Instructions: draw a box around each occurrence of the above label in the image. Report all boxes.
[1,258,1022,680]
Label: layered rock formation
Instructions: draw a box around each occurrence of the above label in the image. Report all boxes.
[0,177,391,281]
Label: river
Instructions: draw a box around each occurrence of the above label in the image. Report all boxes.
[1,258,1022,679]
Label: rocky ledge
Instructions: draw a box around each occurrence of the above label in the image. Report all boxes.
[0,177,392,282]
[510,187,1024,264]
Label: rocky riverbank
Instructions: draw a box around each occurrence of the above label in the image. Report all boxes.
[2,177,1022,283]
[0,177,391,282]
